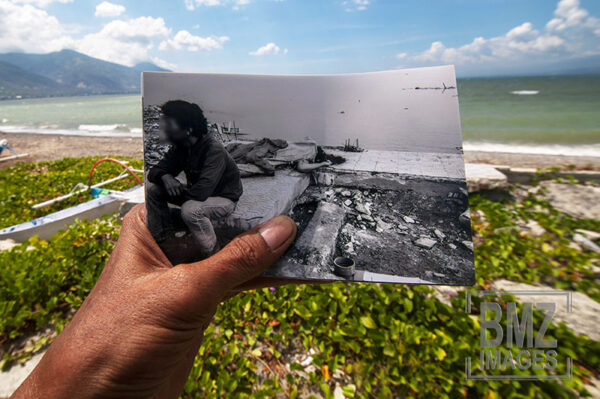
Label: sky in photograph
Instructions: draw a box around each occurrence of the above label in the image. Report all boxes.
[1,0,599,77]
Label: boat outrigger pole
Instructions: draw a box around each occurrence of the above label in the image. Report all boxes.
[31,158,143,210]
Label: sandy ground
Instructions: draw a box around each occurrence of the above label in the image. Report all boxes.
[1,131,599,170]
[463,151,600,170]
[0,132,143,168]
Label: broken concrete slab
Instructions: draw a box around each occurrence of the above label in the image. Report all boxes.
[576,229,600,241]
[432,285,461,307]
[355,202,370,215]
[213,170,310,238]
[573,233,600,253]
[459,209,470,226]
[464,163,508,192]
[461,240,474,251]
[433,229,446,241]
[522,220,546,237]
[295,201,345,273]
[376,219,393,232]
[415,237,437,249]
[540,182,600,220]
[403,216,415,224]
[266,201,346,280]
[492,280,600,341]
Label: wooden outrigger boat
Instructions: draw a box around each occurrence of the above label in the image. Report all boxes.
[0,158,145,243]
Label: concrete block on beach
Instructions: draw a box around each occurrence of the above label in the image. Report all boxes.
[213,170,310,237]
[540,181,600,220]
[464,163,508,192]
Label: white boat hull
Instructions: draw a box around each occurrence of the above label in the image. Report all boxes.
[0,186,145,243]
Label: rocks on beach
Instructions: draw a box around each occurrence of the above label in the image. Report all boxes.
[540,181,600,220]
[415,237,437,249]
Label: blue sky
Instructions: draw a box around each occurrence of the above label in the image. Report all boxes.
[1,0,599,76]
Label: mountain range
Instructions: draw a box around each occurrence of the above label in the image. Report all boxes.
[0,49,169,100]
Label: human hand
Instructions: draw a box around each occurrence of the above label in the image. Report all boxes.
[12,204,297,399]
[161,174,183,197]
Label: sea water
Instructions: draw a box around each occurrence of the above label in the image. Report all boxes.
[0,94,142,137]
[0,75,598,155]
[459,75,600,156]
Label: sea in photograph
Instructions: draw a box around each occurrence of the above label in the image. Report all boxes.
[0,74,598,156]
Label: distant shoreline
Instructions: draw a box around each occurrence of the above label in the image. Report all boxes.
[1,131,598,171]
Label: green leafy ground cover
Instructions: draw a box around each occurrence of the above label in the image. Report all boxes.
[471,187,600,301]
[0,156,143,229]
[1,159,599,398]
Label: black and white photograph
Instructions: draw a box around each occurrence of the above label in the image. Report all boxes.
[142,67,474,285]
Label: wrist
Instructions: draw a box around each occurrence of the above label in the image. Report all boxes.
[12,324,117,399]
[12,348,97,399]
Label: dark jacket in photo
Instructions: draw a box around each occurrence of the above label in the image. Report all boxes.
[148,134,243,203]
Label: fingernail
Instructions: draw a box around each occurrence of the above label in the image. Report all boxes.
[259,216,295,250]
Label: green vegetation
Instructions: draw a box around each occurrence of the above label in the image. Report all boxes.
[471,188,600,302]
[0,159,599,398]
[0,156,143,229]
[0,217,119,366]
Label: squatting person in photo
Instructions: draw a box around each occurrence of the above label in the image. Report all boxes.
[146,100,243,263]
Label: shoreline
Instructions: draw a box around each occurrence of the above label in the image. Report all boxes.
[1,131,599,170]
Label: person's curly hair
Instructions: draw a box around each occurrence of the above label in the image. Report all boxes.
[160,100,208,138]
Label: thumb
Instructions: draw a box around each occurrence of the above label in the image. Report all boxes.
[182,215,297,296]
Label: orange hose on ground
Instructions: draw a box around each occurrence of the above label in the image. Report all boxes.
[88,158,143,187]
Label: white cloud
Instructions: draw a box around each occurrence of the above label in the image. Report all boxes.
[249,42,287,56]
[0,0,233,68]
[546,0,599,33]
[75,16,171,66]
[9,0,72,7]
[343,0,370,12]
[0,0,74,52]
[184,0,251,10]
[398,0,600,70]
[94,1,125,18]
[159,30,229,51]
[151,57,177,71]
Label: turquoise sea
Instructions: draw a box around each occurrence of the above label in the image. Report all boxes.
[459,75,600,156]
[0,75,598,156]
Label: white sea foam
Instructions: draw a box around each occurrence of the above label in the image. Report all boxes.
[0,124,142,137]
[464,141,600,157]
[510,90,539,95]
[78,124,131,132]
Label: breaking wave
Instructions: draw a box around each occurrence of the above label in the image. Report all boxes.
[510,90,539,95]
